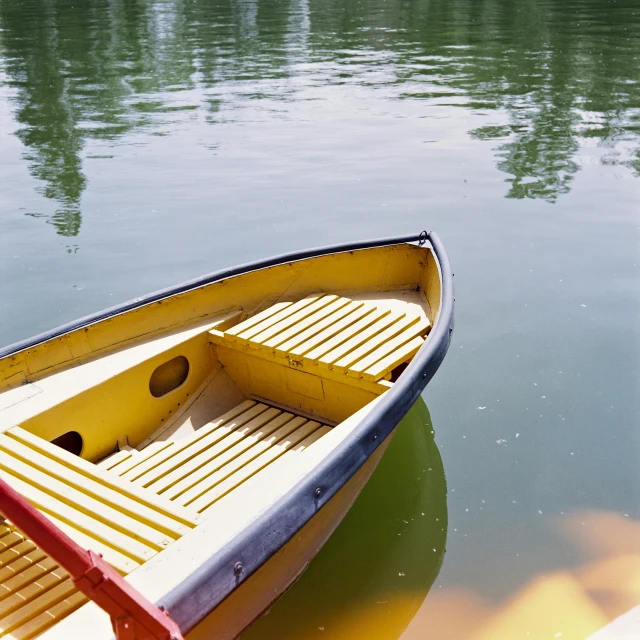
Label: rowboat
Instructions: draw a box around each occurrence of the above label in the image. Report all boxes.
[0,231,453,640]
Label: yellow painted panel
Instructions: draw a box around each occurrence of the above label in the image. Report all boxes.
[162,414,301,501]
[6,428,197,529]
[123,400,257,482]
[334,315,423,372]
[317,312,405,369]
[195,421,322,513]
[0,451,171,551]
[288,305,375,358]
[133,404,272,488]
[17,330,217,461]
[23,339,73,378]
[178,419,316,508]
[64,331,92,360]
[284,368,324,401]
[215,345,383,423]
[348,318,430,376]
[248,296,338,347]
[224,301,293,337]
[274,300,362,356]
[363,336,424,381]
[303,308,391,364]
[235,296,320,343]
[264,298,351,350]
[147,408,283,495]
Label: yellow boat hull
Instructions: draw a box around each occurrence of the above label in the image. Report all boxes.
[0,233,453,639]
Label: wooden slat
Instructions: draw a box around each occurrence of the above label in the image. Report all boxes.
[0,557,56,601]
[146,408,284,495]
[0,451,172,552]
[333,315,423,372]
[0,435,195,537]
[363,336,425,381]
[0,566,67,619]
[348,318,430,376]
[288,305,376,358]
[133,405,274,488]
[0,577,76,638]
[151,413,293,500]
[263,297,352,350]
[0,535,28,560]
[289,426,332,453]
[96,448,133,470]
[234,296,320,343]
[303,308,392,364]
[317,311,405,368]
[114,441,174,477]
[0,469,155,564]
[224,301,293,337]
[122,400,258,482]
[6,428,197,528]
[248,296,338,347]
[194,421,323,513]
[274,300,364,356]
[7,590,86,640]
[164,416,306,502]
[0,549,48,588]
[177,419,318,508]
[43,514,137,575]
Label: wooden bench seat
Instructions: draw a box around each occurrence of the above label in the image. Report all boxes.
[209,294,431,386]
[0,428,199,639]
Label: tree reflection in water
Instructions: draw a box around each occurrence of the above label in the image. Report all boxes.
[0,0,638,237]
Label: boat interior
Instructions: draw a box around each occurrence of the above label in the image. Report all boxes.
[0,243,442,639]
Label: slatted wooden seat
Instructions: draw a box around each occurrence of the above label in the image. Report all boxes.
[209,294,431,385]
[0,428,199,639]
[0,522,85,640]
[105,400,331,515]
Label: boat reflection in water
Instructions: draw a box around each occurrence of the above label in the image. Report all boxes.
[237,396,447,640]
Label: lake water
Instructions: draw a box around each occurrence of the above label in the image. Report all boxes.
[1,0,639,637]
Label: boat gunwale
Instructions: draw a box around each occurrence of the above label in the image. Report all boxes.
[152,231,454,635]
[0,232,428,361]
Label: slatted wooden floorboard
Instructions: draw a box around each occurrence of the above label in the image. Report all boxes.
[107,400,333,516]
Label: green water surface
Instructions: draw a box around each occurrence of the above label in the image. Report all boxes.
[1,0,639,637]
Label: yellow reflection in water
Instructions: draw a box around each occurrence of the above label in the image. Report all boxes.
[401,510,640,640]
[239,396,640,639]
[242,397,448,640]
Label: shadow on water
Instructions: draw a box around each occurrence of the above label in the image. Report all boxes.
[238,396,447,640]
